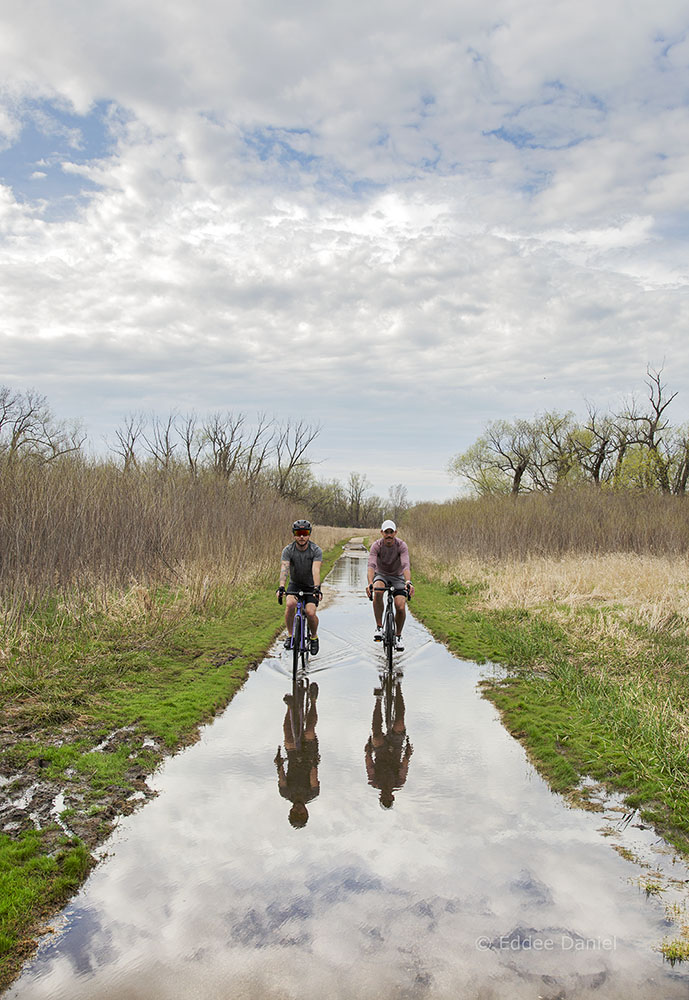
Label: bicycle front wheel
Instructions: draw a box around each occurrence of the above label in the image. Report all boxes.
[300,640,310,672]
[384,604,395,675]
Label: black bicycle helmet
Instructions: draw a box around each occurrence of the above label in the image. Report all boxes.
[292,519,312,532]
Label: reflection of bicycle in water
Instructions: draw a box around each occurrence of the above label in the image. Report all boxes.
[365,670,413,809]
[274,678,320,828]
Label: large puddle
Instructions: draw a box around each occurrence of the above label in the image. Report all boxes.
[6,552,689,999]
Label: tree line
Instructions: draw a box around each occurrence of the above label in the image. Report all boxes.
[449,367,689,496]
[0,387,408,528]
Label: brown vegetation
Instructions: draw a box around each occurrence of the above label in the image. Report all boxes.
[405,487,689,562]
[0,457,304,633]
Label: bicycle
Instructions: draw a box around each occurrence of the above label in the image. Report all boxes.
[284,675,318,752]
[278,589,316,682]
[369,583,411,674]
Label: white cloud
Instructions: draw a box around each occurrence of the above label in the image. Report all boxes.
[0,0,687,499]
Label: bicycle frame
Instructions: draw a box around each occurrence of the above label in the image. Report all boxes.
[381,586,396,674]
[370,582,410,674]
[289,591,311,681]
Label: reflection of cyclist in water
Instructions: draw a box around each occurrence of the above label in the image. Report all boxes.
[365,679,413,808]
[274,682,320,828]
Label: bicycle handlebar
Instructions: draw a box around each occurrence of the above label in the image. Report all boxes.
[367,583,412,601]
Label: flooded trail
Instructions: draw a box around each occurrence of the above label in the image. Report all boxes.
[7,552,689,999]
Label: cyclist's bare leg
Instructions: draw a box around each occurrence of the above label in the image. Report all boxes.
[371,695,384,747]
[282,708,296,751]
[394,593,407,635]
[392,684,406,734]
[304,601,319,636]
[372,584,386,627]
[284,594,298,633]
[305,697,318,740]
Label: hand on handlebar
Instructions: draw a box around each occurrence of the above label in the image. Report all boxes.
[277,585,285,604]
[313,586,322,606]
[366,583,374,600]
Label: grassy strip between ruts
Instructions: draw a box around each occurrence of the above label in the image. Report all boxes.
[410,571,689,859]
[0,540,347,993]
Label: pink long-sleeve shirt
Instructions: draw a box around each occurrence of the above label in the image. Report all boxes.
[367,537,411,578]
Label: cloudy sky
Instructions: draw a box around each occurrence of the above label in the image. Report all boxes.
[1,1,687,500]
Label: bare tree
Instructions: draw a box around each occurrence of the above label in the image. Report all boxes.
[42,417,87,461]
[110,413,146,472]
[143,413,178,471]
[346,471,372,525]
[670,426,689,495]
[485,418,539,494]
[202,412,245,479]
[572,404,617,485]
[623,366,677,492]
[177,413,204,479]
[273,418,321,496]
[0,386,86,463]
[387,483,410,521]
[239,413,274,492]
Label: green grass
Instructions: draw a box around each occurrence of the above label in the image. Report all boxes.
[411,571,689,858]
[0,539,347,991]
[0,831,92,982]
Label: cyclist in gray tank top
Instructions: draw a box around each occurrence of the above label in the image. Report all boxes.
[277,519,323,655]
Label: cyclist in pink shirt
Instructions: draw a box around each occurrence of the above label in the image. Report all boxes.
[365,519,415,651]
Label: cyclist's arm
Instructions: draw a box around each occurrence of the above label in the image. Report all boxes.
[399,541,414,595]
[367,540,379,589]
[312,560,322,589]
[279,559,290,589]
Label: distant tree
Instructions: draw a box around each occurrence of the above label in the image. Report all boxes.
[346,472,372,526]
[387,483,410,522]
[622,366,677,493]
[304,477,349,525]
[238,413,274,494]
[530,411,580,491]
[177,412,204,479]
[571,404,620,486]
[143,412,178,471]
[110,412,146,471]
[669,425,689,495]
[448,368,687,498]
[450,418,540,495]
[202,412,245,480]
[273,418,321,497]
[0,386,85,464]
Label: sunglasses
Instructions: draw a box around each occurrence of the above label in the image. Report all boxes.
[294,530,311,537]
[383,529,395,535]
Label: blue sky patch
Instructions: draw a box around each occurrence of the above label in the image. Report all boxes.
[243,125,318,170]
[0,99,117,212]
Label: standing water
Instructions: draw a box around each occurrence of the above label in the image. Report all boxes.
[6,551,689,999]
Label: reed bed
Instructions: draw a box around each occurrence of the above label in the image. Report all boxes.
[405,487,689,561]
[410,551,689,619]
[0,458,304,634]
[405,487,689,619]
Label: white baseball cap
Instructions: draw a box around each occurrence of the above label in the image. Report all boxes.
[381,519,397,531]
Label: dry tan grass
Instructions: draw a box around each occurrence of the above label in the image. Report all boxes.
[311,525,361,549]
[417,551,689,617]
